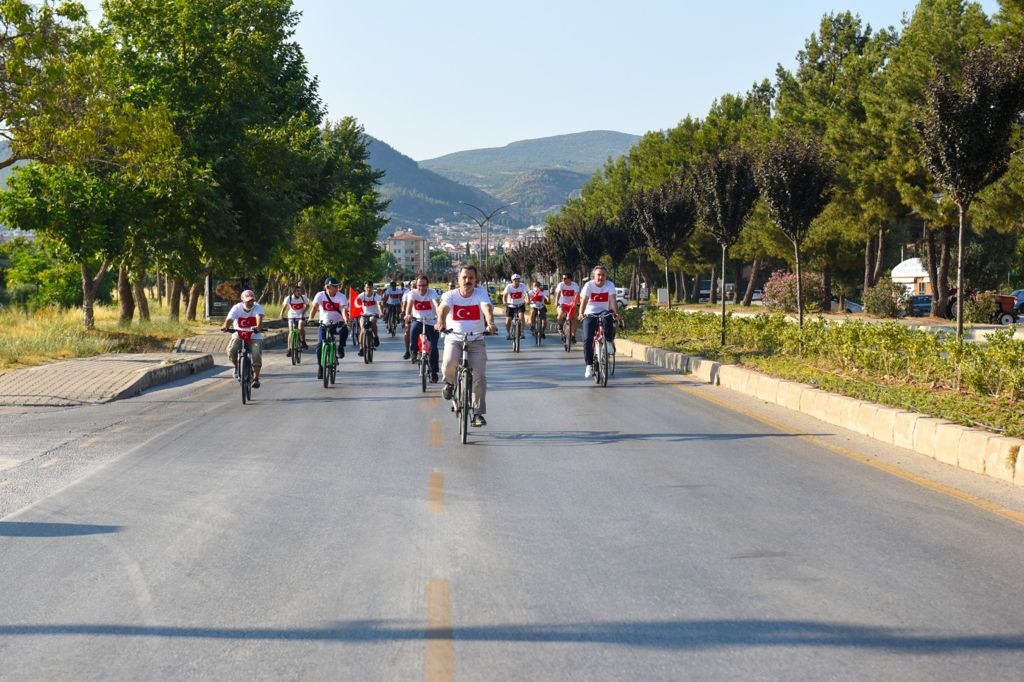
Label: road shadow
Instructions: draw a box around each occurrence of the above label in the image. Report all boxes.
[480,430,814,446]
[0,522,122,537]
[0,619,1021,652]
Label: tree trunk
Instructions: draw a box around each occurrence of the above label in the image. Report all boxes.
[709,265,717,305]
[720,245,727,346]
[794,241,804,328]
[672,271,682,303]
[664,259,671,309]
[81,260,112,330]
[955,204,966,343]
[924,225,940,316]
[168,278,183,320]
[132,264,150,322]
[680,269,690,301]
[821,266,833,313]
[936,228,953,318]
[186,281,201,321]
[741,257,761,307]
[156,270,163,308]
[872,228,885,286]
[117,264,135,326]
[863,234,875,295]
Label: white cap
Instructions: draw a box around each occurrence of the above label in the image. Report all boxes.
[240,289,256,301]
[512,273,521,280]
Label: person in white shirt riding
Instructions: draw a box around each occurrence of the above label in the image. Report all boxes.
[577,265,621,378]
[383,280,404,330]
[279,285,310,356]
[436,265,497,427]
[406,274,441,382]
[355,280,383,356]
[402,284,415,359]
[307,277,350,379]
[503,274,528,340]
[528,279,549,338]
[554,273,580,342]
[222,289,266,388]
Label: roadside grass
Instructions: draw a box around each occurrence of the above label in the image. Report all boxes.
[622,308,1024,438]
[0,305,211,371]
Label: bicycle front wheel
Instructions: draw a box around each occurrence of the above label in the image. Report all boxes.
[420,357,428,392]
[322,346,331,388]
[460,371,472,444]
[241,355,252,403]
[599,341,609,387]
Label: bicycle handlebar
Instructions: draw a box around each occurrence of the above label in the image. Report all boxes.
[222,328,266,333]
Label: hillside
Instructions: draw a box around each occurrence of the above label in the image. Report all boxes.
[366,136,529,233]
[494,169,591,219]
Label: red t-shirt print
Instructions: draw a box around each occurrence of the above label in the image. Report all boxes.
[590,292,609,302]
[414,300,432,311]
[452,305,481,321]
[236,315,257,340]
[508,291,523,299]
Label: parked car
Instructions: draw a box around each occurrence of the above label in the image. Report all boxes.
[614,287,630,307]
[1012,289,1024,314]
[750,289,763,302]
[907,294,933,317]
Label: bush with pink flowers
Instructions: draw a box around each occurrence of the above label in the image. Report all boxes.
[761,270,824,313]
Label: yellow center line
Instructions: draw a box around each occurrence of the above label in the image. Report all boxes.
[425,579,453,682]
[39,458,58,469]
[428,471,444,514]
[192,378,234,400]
[81,437,100,448]
[429,420,443,449]
[649,372,1024,528]
[111,425,130,433]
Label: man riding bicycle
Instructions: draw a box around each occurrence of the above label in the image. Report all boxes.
[436,265,497,427]
[222,289,265,388]
[383,280,404,330]
[554,273,579,342]
[406,274,441,382]
[355,280,383,356]
[503,274,528,340]
[577,265,620,379]
[279,285,310,357]
[528,279,549,338]
[308,277,350,380]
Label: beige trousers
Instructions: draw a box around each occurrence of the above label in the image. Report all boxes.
[441,337,487,415]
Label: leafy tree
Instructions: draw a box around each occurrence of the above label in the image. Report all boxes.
[917,44,1024,340]
[693,149,759,344]
[755,135,834,327]
[626,179,697,308]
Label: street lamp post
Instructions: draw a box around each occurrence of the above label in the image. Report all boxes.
[454,201,516,282]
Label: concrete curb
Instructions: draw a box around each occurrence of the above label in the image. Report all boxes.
[111,354,215,401]
[618,336,1024,487]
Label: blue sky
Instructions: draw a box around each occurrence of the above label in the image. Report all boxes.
[83,0,1002,160]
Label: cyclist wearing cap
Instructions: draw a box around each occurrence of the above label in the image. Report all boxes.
[355,280,382,356]
[554,273,579,342]
[308,278,350,379]
[528,280,549,338]
[279,285,310,356]
[406,274,441,382]
[221,289,265,388]
[436,265,497,427]
[577,265,621,378]
[503,274,528,340]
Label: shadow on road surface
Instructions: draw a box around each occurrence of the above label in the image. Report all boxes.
[0,522,122,537]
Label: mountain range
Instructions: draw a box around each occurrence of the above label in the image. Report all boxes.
[367,130,639,233]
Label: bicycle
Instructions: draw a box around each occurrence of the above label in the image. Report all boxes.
[224,327,263,404]
[287,318,306,365]
[561,314,575,353]
[586,311,616,388]
[531,308,546,346]
[417,327,432,392]
[442,329,488,444]
[386,305,400,337]
[359,315,377,363]
[317,322,344,388]
[508,307,524,353]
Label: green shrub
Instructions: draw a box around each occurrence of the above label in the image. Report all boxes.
[762,270,824,313]
[963,291,997,324]
[863,278,908,318]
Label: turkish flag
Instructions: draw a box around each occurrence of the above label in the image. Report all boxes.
[452,304,481,321]
[414,300,432,311]
[590,292,609,302]
[349,288,363,317]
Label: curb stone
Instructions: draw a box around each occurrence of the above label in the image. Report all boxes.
[618,335,1024,487]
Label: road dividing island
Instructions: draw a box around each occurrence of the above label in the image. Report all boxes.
[614,337,1024,487]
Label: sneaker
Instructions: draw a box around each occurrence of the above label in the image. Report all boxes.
[358,349,364,357]
[339,347,345,359]
[252,379,261,389]
[442,383,454,400]
[471,414,487,427]
[403,351,411,360]
[431,371,439,383]
[585,365,593,379]
[301,342,309,350]
[506,334,512,341]
[318,367,323,379]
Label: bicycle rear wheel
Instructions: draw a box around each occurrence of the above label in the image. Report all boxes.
[330,362,336,385]
[512,319,520,353]
[420,357,428,392]
[241,355,252,403]
[460,370,472,444]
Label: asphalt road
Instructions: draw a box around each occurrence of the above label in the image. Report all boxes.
[2,330,1024,680]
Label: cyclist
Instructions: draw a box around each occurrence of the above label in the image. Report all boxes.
[402,284,415,360]
[436,265,497,427]
[308,277,350,380]
[503,273,528,340]
[355,280,383,356]
[554,273,579,342]
[221,289,265,388]
[279,285,310,357]
[577,265,620,379]
[528,279,549,338]
[406,274,441,382]
[383,280,404,331]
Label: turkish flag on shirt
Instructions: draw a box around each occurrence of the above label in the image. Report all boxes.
[414,300,432,311]
[452,304,481,321]
[590,292,609,302]
[349,288,363,317]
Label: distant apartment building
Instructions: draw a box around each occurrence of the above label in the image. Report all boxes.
[386,231,429,273]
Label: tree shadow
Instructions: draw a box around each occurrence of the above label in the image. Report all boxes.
[0,522,122,537]
[481,430,813,446]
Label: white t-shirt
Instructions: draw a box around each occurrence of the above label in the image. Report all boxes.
[528,287,548,310]
[580,280,616,315]
[504,283,528,307]
[227,303,265,341]
[384,287,404,306]
[312,291,348,325]
[356,292,382,317]
[555,281,579,307]
[283,294,309,319]
[408,288,439,323]
[442,288,492,335]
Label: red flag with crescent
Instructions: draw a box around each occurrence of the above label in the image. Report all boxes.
[452,304,481,321]
[349,288,363,317]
